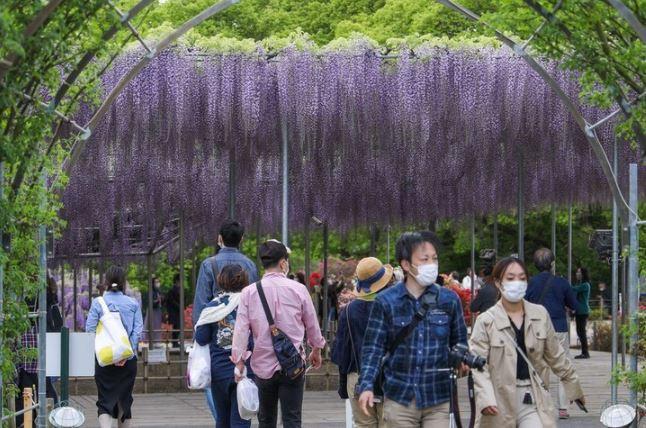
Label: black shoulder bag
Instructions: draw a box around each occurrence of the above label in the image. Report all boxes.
[368,288,439,402]
[256,281,306,379]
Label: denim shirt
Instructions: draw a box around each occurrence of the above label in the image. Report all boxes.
[86,290,144,353]
[358,282,467,408]
[192,247,259,325]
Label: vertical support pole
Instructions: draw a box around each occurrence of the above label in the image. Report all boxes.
[179,214,186,379]
[517,152,525,261]
[470,216,476,327]
[37,176,47,428]
[60,264,65,328]
[281,121,289,246]
[228,148,235,219]
[304,220,311,289]
[73,265,77,331]
[60,327,69,404]
[255,217,261,269]
[147,254,153,350]
[23,389,33,428]
[369,224,377,257]
[627,163,639,411]
[611,137,620,404]
[493,213,499,257]
[322,222,329,337]
[567,204,573,284]
[386,225,391,264]
[551,205,557,274]
[0,161,4,422]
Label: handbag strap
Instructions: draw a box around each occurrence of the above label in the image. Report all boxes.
[345,301,360,371]
[385,286,439,358]
[501,327,548,390]
[256,281,275,327]
[97,296,111,315]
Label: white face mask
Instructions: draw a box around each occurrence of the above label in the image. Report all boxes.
[412,263,438,287]
[501,280,527,302]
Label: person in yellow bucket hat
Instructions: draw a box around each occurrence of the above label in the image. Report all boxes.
[332,257,394,427]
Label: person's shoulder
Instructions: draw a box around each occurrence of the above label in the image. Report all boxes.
[438,284,460,302]
[123,294,140,308]
[524,300,549,318]
[376,282,403,303]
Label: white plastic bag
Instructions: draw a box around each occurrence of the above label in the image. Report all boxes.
[186,341,211,389]
[236,367,259,420]
[94,297,134,367]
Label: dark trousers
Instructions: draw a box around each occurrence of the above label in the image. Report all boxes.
[212,377,251,428]
[256,372,305,428]
[575,314,589,355]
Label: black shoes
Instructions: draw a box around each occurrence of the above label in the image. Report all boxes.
[574,354,590,359]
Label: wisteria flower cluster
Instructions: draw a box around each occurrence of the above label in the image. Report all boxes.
[56,47,640,258]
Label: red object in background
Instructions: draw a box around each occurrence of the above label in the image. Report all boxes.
[309,272,322,288]
[184,305,193,338]
[446,281,472,325]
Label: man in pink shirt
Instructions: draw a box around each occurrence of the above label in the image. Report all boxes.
[232,240,325,428]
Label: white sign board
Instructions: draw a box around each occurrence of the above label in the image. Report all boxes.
[147,348,167,365]
[46,332,96,377]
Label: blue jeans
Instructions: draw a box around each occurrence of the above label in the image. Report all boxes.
[212,377,250,428]
[205,388,218,421]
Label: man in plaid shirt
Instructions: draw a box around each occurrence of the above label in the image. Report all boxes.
[358,231,468,426]
[15,325,38,428]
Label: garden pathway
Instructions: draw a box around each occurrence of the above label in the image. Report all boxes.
[70,350,631,427]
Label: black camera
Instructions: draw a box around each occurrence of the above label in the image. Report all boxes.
[449,343,486,371]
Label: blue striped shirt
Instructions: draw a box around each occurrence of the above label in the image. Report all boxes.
[358,282,467,408]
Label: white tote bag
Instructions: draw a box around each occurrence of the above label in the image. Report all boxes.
[237,377,259,420]
[94,297,134,367]
[186,341,211,389]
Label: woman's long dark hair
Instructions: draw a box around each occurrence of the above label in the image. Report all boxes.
[576,267,589,283]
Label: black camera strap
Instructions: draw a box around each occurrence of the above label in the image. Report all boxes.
[384,286,439,359]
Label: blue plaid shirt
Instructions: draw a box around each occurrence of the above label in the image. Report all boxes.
[358,282,467,408]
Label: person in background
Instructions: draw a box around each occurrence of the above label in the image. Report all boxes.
[86,266,143,428]
[358,232,468,427]
[332,257,394,427]
[469,257,584,428]
[165,274,182,348]
[470,265,499,316]
[462,267,480,291]
[572,267,591,359]
[192,219,259,422]
[195,265,254,428]
[143,276,163,348]
[525,248,578,420]
[598,282,612,317]
[232,240,325,428]
[14,296,60,428]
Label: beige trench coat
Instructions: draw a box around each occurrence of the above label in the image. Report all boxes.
[469,300,583,428]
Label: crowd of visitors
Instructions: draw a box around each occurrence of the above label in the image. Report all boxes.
[74,218,601,428]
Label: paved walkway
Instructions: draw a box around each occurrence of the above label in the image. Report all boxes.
[70,351,630,427]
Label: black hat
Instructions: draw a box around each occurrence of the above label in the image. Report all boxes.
[259,240,290,267]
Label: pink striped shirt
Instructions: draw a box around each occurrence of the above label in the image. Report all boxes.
[231,272,325,379]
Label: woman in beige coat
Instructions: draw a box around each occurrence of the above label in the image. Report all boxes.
[469,257,585,428]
